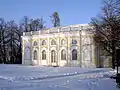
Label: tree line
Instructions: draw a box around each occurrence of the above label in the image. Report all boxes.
[0,12,60,64]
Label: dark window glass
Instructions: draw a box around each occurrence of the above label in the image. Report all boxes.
[51,40,56,45]
[34,41,37,46]
[51,50,56,62]
[34,50,37,60]
[72,40,77,44]
[42,40,46,45]
[72,49,77,60]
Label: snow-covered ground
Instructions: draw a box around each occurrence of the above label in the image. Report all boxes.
[0,64,119,90]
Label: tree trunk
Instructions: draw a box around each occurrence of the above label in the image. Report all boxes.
[112,51,115,69]
[111,39,116,69]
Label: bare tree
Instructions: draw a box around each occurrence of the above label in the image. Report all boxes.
[90,0,120,69]
[50,12,60,27]
[15,24,23,64]
[29,18,45,31]
[20,16,30,32]
[0,16,46,64]
[0,18,7,63]
[6,20,20,63]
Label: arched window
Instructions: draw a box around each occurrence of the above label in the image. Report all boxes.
[72,49,77,60]
[61,49,66,60]
[72,39,77,44]
[61,39,65,45]
[51,50,56,62]
[51,40,56,45]
[42,50,46,60]
[42,40,46,45]
[33,41,37,46]
[33,50,37,60]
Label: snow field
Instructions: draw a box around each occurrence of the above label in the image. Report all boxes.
[0,64,118,90]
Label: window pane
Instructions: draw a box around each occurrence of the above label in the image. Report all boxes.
[51,50,56,62]
[42,50,46,60]
[72,49,77,60]
[42,40,46,45]
[34,50,37,60]
[72,40,77,44]
[61,49,66,60]
[34,41,37,46]
[51,40,56,45]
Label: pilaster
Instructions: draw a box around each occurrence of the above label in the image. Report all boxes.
[30,36,33,65]
[67,35,71,66]
[38,37,40,65]
[47,37,50,65]
[21,36,24,64]
[79,31,82,67]
[57,37,60,66]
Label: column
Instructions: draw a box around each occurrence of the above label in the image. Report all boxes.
[67,35,71,66]
[79,31,82,67]
[21,36,24,64]
[91,36,96,67]
[38,37,40,65]
[30,36,33,65]
[57,37,60,66]
[47,37,50,65]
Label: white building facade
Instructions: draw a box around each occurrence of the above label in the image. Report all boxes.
[21,24,112,68]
